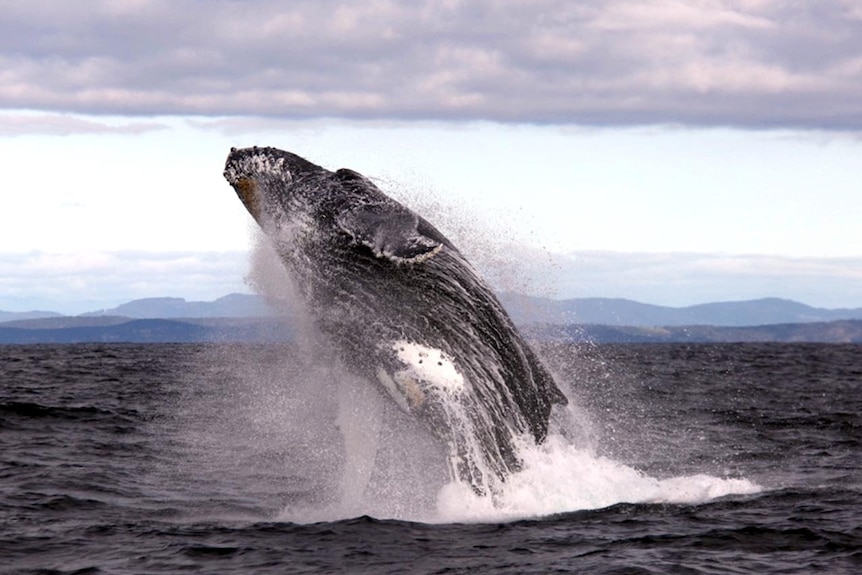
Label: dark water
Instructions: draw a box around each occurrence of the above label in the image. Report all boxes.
[1,343,859,574]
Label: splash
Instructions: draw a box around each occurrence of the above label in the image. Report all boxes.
[180,342,762,525]
[225,146,568,496]
[216,165,763,524]
[236,239,762,525]
[435,434,762,523]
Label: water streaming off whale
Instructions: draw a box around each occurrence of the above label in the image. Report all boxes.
[223,146,569,499]
[220,146,761,520]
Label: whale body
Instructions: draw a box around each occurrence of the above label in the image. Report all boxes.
[223,146,567,494]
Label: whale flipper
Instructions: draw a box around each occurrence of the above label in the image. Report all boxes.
[338,208,443,262]
[335,169,449,262]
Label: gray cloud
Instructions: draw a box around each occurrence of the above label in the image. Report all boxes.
[2,0,861,130]
[0,112,167,136]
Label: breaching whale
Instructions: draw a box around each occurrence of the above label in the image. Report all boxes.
[223,146,567,494]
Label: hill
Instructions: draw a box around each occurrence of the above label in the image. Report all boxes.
[5,293,860,327]
[80,293,276,318]
[498,294,862,327]
[0,309,64,323]
[0,317,293,344]
[538,320,862,344]
[1,316,860,344]
[2,293,862,344]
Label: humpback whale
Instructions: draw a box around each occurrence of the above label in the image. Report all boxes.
[223,146,567,494]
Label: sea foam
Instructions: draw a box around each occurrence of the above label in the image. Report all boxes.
[434,434,762,523]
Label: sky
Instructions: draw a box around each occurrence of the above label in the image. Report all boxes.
[1,0,861,313]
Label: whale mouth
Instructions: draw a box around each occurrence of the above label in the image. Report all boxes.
[232,177,262,221]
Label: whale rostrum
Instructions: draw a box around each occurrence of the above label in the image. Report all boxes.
[224,146,568,495]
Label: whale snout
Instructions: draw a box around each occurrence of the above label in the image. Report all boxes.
[224,146,291,181]
[223,146,292,222]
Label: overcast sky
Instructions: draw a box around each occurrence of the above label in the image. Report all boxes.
[1,1,861,313]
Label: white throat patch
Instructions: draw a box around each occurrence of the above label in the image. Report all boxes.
[375,340,466,412]
[391,340,465,393]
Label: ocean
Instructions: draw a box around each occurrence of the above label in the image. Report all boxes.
[1,342,859,574]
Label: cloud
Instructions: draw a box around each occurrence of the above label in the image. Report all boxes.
[2,1,861,130]
[0,111,167,136]
[1,249,860,314]
[0,250,251,314]
[548,251,862,308]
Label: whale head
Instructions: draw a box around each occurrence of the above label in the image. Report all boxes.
[223,146,325,224]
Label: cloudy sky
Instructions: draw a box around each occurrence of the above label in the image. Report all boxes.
[2,0,861,313]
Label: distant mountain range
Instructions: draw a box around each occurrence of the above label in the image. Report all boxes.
[79,293,275,319]
[2,293,862,344]
[0,309,65,323]
[5,293,862,326]
[497,294,862,327]
[0,294,276,324]
[0,317,293,345]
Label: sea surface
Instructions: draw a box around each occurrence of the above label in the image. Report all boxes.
[1,342,859,574]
